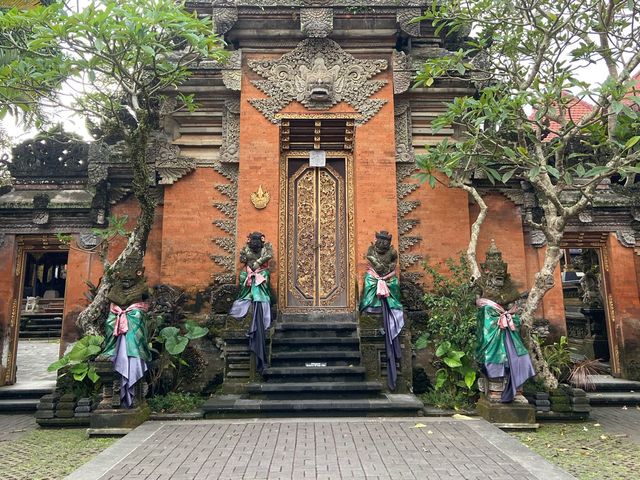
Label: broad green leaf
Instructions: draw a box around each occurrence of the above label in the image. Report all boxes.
[435,341,451,357]
[414,333,429,350]
[184,321,208,340]
[165,335,188,355]
[435,370,447,390]
[160,326,180,340]
[464,371,476,389]
[443,357,463,368]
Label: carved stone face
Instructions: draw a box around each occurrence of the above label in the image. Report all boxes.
[120,269,144,291]
[375,237,391,255]
[298,58,340,108]
[248,232,265,253]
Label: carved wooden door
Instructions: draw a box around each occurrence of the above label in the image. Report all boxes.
[285,157,349,310]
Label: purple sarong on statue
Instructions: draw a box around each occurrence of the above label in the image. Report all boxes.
[364,299,403,391]
[230,299,271,374]
[113,335,147,408]
[485,331,535,403]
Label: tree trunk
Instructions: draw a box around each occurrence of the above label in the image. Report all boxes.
[519,228,564,390]
[76,121,156,336]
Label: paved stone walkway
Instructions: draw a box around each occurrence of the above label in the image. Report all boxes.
[15,339,59,384]
[0,414,36,442]
[591,406,640,443]
[66,418,574,480]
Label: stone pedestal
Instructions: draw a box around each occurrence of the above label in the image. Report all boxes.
[476,396,537,428]
[88,360,149,436]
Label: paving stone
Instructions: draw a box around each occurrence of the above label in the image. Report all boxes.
[66,418,574,480]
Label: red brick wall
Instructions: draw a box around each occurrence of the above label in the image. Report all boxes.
[402,176,471,280]
[0,235,16,385]
[160,170,219,291]
[606,235,640,379]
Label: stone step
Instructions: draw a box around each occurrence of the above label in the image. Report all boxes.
[202,394,424,418]
[0,398,40,412]
[19,330,62,339]
[586,391,640,405]
[246,381,382,399]
[270,350,361,367]
[0,383,55,400]
[589,375,640,392]
[263,366,366,383]
[271,337,360,352]
[274,322,357,338]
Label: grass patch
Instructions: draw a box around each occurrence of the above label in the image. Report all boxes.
[1,428,116,480]
[511,422,640,479]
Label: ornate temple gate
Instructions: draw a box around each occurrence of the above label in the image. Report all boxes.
[279,152,355,313]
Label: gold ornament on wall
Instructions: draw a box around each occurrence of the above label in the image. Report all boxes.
[251,185,270,209]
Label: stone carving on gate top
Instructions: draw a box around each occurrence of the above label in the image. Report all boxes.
[300,8,333,38]
[248,38,388,125]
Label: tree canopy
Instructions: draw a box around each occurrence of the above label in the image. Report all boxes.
[416,0,640,388]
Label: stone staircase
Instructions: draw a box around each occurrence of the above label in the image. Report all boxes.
[586,375,640,406]
[203,316,423,417]
[0,381,55,413]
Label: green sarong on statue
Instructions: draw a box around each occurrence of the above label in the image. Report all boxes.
[236,267,273,304]
[102,305,152,362]
[359,271,403,311]
[475,304,529,365]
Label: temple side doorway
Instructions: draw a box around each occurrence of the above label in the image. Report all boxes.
[2,236,67,386]
[560,238,619,376]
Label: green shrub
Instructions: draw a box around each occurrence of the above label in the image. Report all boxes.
[147,392,205,413]
[415,256,479,409]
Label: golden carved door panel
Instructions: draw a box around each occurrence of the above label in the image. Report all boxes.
[284,157,350,310]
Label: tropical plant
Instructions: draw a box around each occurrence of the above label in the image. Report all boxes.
[47,335,104,384]
[147,319,208,395]
[540,335,572,381]
[415,0,640,390]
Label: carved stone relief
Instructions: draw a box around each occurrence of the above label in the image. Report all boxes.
[147,133,196,185]
[392,51,413,95]
[248,38,388,124]
[212,1,238,35]
[394,98,415,164]
[396,162,422,279]
[32,193,50,226]
[397,8,422,37]
[222,50,242,91]
[300,8,333,38]
[78,233,99,249]
[211,157,239,285]
[529,229,546,247]
[220,98,240,163]
[616,229,636,248]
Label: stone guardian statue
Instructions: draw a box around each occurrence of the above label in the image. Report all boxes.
[359,231,404,390]
[229,232,274,374]
[476,240,535,403]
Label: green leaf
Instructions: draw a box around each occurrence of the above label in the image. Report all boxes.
[443,356,463,368]
[546,165,560,179]
[165,335,188,355]
[414,333,429,350]
[435,341,451,357]
[435,370,447,390]
[184,321,208,340]
[160,326,180,340]
[464,371,476,389]
[87,367,100,383]
[47,356,70,372]
[625,135,640,149]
